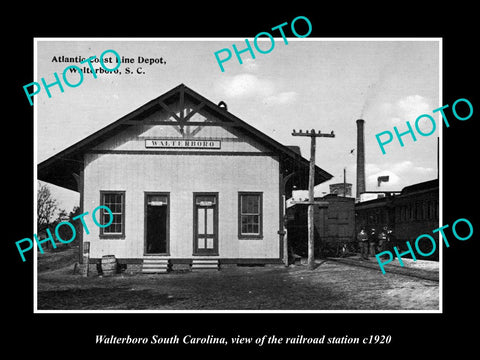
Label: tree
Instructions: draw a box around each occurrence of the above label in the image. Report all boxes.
[53,206,82,247]
[37,182,58,230]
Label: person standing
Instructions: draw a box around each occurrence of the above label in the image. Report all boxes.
[368,227,377,257]
[357,227,369,260]
[385,227,397,259]
[377,226,388,253]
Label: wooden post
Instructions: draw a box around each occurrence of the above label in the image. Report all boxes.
[282,195,289,266]
[281,172,295,267]
[307,133,316,269]
[292,129,335,270]
[83,241,90,277]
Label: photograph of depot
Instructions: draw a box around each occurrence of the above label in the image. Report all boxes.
[35,39,441,311]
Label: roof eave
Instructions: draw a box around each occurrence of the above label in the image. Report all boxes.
[38,84,333,190]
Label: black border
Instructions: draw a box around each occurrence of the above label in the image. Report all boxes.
[8,5,479,356]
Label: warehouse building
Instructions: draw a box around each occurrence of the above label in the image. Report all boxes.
[38,84,332,272]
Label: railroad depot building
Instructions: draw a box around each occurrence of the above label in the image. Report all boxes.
[38,84,332,272]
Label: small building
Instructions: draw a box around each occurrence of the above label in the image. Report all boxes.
[329,182,352,197]
[38,84,332,271]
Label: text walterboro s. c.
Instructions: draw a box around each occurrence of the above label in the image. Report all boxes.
[23,49,122,106]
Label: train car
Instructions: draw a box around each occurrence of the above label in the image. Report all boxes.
[355,179,439,260]
[286,194,355,258]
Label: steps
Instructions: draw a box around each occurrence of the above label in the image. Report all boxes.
[142,257,170,274]
[191,258,219,271]
[142,258,220,273]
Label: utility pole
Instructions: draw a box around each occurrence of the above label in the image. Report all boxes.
[291,129,335,270]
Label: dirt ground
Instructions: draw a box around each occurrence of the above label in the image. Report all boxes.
[36,247,439,311]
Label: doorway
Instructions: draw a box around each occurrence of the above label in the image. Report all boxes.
[145,193,169,255]
[193,193,218,255]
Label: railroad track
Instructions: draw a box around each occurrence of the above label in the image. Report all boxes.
[326,257,439,282]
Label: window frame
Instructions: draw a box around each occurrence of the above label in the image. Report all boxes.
[99,190,126,239]
[238,192,263,239]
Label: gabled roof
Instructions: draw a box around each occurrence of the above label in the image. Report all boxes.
[38,84,332,191]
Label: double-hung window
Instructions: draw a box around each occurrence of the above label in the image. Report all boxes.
[238,192,263,239]
[99,191,125,238]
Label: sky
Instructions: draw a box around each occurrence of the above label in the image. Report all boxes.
[36,38,440,213]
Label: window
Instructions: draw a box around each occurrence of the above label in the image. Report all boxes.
[100,191,125,238]
[238,192,263,238]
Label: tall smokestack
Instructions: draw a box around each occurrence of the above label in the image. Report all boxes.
[356,119,366,202]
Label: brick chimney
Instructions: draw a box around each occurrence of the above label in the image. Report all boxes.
[356,119,366,201]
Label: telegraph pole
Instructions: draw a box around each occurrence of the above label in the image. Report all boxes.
[292,129,335,270]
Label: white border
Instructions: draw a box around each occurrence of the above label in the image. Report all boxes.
[33,39,39,311]
[33,37,443,314]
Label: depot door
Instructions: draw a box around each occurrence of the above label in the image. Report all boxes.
[145,193,169,255]
[193,193,218,255]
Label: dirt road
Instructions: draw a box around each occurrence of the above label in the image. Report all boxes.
[37,252,439,311]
